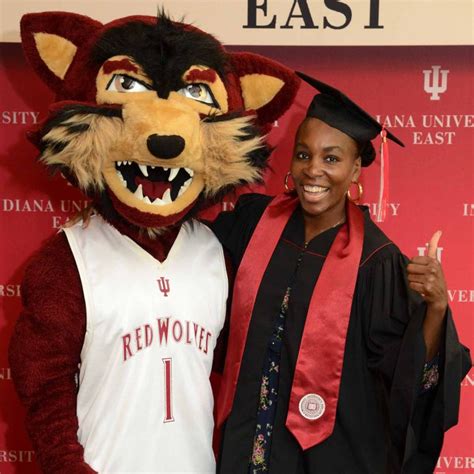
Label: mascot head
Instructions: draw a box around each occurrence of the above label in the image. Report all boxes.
[21,11,299,233]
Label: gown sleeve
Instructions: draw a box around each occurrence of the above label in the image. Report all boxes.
[209,193,272,267]
[361,250,471,473]
[8,232,96,474]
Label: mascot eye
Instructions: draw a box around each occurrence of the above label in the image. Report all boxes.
[177,83,217,106]
[107,74,151,93]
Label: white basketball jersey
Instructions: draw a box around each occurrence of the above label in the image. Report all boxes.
[64,216,228,473]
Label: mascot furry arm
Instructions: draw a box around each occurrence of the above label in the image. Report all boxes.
[8,11,299,474]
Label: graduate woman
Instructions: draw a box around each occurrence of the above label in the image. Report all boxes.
[211,73,471,473]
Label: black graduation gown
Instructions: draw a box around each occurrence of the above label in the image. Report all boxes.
[210,193,471,474]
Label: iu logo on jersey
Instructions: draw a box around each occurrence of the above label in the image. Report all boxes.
[157,277,170,297]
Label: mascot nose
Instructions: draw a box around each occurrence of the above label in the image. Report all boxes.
[146,134,185,159]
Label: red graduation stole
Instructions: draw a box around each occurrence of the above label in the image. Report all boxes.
[216,193,364,451]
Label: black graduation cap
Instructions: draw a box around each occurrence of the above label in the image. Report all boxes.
[296,71,404,166]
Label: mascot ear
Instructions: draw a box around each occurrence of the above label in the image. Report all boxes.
[21,12,102,91]
[230,52,300,126]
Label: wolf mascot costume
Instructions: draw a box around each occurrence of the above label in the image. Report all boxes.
[9,11,299,473]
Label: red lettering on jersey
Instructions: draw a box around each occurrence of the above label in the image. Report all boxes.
[185,320,192,344]
[204,331,212,354]
[135,326,143,351]
[122,333,133,361]
[193,322,199,344]
[121,317,214,360]
[172,320,183,342]
[157,277,170,297]
[162,358,174,423]
[157,317,171,345]
[145,324,153,347]
[198,327,205,350]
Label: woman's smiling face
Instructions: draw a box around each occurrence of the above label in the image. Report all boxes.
[291,117,361,224]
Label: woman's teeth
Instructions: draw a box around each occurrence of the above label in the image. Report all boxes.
[303,185,328,193]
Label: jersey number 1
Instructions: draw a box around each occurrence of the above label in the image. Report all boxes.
[163,358,174,422]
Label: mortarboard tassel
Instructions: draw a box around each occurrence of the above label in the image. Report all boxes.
[376,127,389,222]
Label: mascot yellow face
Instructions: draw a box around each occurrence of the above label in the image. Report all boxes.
[21,12,299,230]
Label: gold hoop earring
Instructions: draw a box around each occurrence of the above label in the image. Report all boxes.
[347,181,363,203]
[284,171,294,193]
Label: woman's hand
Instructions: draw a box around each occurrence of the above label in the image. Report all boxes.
[407,231,448,312]
[407,231,448,360]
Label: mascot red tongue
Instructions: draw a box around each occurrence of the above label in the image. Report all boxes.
[8,11,299,474]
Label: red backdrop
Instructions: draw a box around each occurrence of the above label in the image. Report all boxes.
[0,43,472,472]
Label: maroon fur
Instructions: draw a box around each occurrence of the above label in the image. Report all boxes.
[20,12,102,97]
[185,69,217,83]
[223,70,245,114]
[107,191,196,230]
[9,234,94,473]
[103,58,139,75]
[230,52,300,127]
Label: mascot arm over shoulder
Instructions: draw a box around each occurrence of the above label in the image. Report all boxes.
[8,11,299,473]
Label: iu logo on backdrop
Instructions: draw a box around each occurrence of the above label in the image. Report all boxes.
[423,65,449,101]
[157,277,170,297]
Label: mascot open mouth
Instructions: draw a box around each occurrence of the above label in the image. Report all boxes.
[114,161,194,206]
[102,157,204,217]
